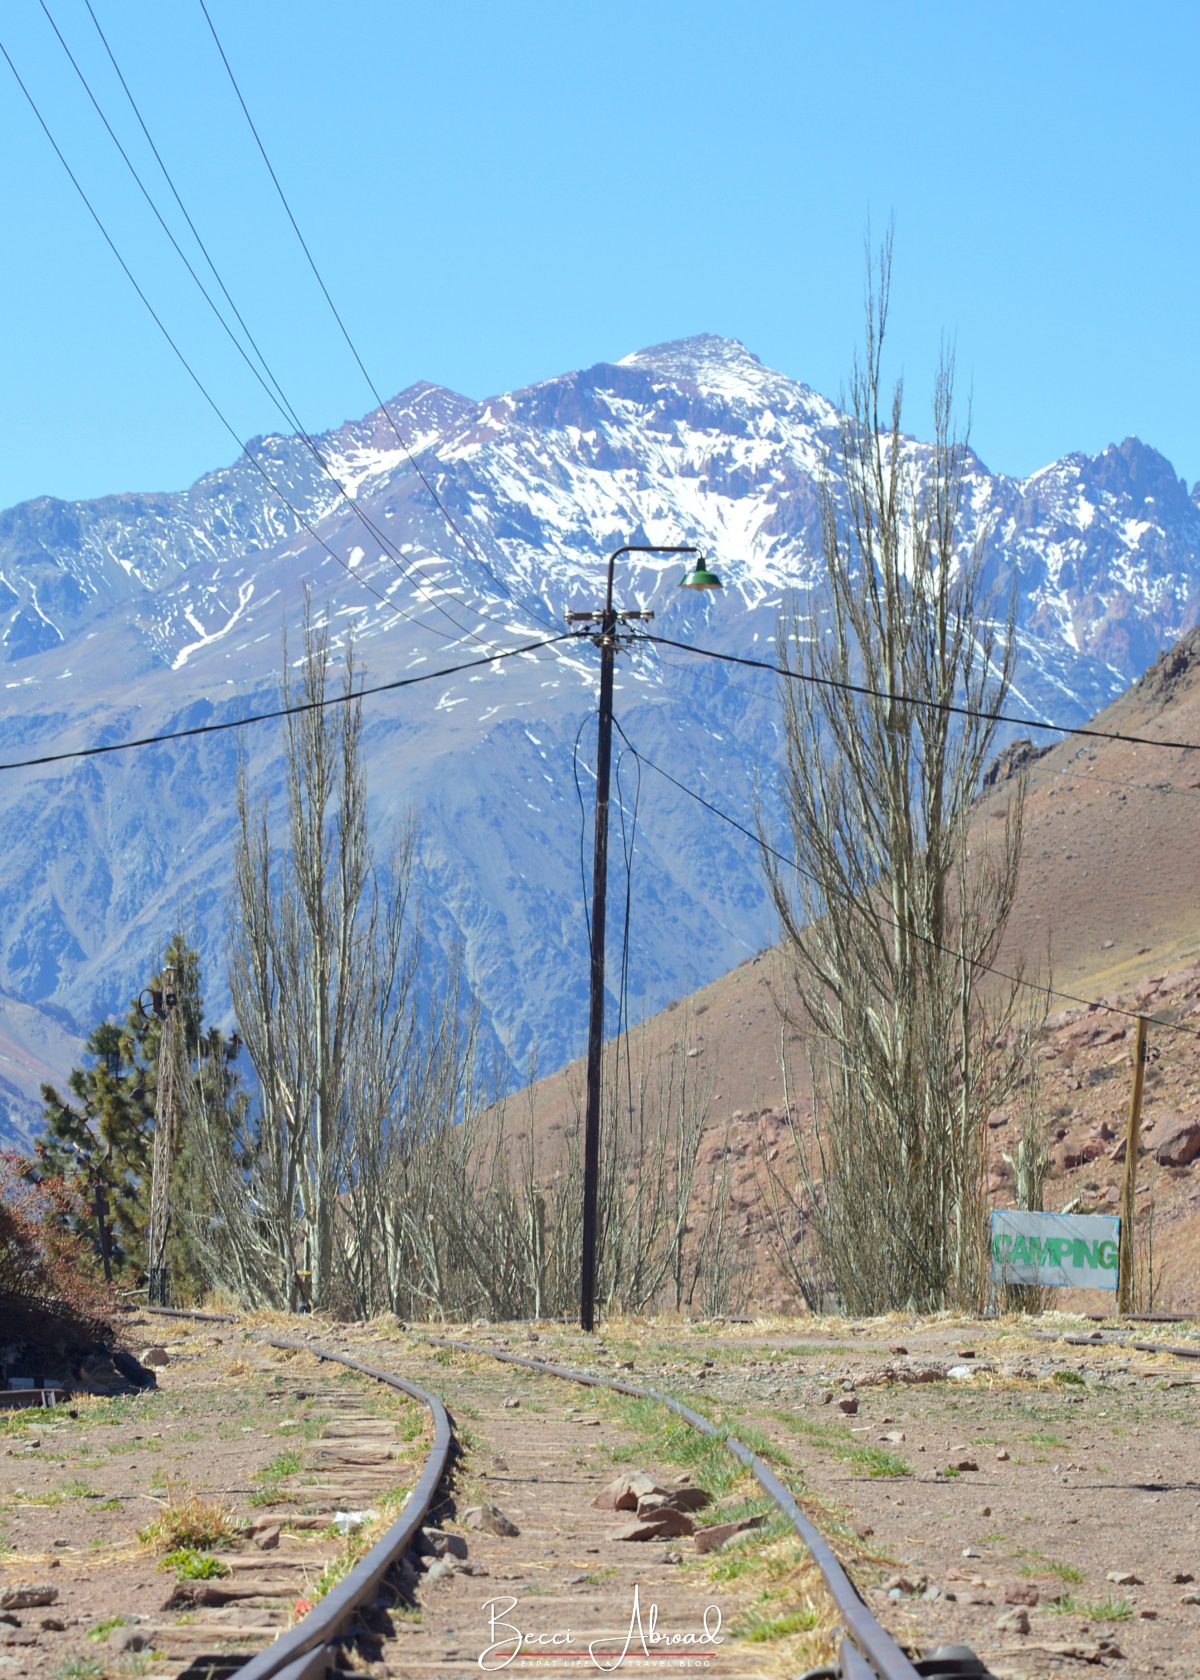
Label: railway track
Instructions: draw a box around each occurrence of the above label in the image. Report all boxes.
[86,1311,993,1680]
[118,1330,451,1680]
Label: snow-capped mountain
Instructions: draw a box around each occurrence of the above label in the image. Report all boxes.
[0,334,1197,1139]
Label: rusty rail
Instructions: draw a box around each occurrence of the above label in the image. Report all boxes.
[134,1307,985,1676]
[420,1334,959,1680]
[133,1311,455,1680]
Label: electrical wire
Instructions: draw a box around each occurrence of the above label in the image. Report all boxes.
[38,1,511,651]
[0,633,577,772]
[0,33,474,647]
[195,0,559,637]
[611,721,1200,1042]
[613,740,643,1131]
[638,633,1200,755]
[572,715,594,946]
[1038,760,1200,804]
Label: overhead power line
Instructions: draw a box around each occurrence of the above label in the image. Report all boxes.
[640,633,1200,755]
[0,33,474,645]
[613,720,1200,1042]
[1040,761,1200,804]
[0,634,577,773]
[30,4,508,650]
[196,0,558,636]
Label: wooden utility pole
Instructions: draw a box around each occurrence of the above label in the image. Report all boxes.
[146,967,180,1308]
[570,544,704,1332]
[1117,1014,1149,1314]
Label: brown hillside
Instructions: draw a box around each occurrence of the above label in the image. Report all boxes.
[512,632,1200,1309]
[994,629,1200,993]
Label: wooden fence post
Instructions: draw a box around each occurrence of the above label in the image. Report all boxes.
[1117,1015,1149,1314]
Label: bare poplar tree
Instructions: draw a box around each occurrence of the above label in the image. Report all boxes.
[223,606,421,1311]
[762,235,1037,1313]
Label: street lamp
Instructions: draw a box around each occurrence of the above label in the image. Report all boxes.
[568,544,722,1332]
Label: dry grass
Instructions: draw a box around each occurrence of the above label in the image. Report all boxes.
[138,1483,238,1554]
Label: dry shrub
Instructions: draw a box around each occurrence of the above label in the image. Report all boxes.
[140,1483,237,1553]
[0,1152,115,1349]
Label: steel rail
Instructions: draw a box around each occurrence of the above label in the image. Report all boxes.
[131,1311,455,1680]
[420,1334,925,1680]
[1034,1330,1200,1360]
[230,1335,453,1680]
[140,1304,239,1323]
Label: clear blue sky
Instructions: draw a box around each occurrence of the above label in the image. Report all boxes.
[1,0,1196,511]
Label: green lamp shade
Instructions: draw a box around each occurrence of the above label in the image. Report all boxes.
[679,562,723,590]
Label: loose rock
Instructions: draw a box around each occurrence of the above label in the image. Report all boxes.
[613,1509,696,1541]
[0,1587,57,1612]
[110,1627,152,1653]
[417,1527,468,1560]
[1153,1117,1200,1167]
[693,1515,765,1555]
[592,1473,667,1512]
[995,1606,1030,1634]
[463,1503,520,1538]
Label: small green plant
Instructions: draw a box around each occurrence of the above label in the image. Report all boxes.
[249,1448,304,1506]
[1049,1594,1132,1621]
[0,1408,44,1437]
[736,1604,820,1642]
[1052,1370,1086,1387]
[60,1476,102,1499]
[87,1616,129,1642]
[160,1547,231,1581]
[52,1660,106,1680]
[1019,1557,1083,1584]
[255,1449,303,1483]
[777,1415,910,1478]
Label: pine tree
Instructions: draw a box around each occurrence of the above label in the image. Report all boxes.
[34,934,242,1298]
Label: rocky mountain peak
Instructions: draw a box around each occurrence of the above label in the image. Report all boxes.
[1090,436,1192,512]
[618,333,765,376]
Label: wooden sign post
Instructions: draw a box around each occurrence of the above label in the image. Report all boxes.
[1117,1015,1149,1314]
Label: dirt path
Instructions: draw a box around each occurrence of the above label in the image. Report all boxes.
[446,1316,1196,1680]
[337,1333,797,1679]
[9,1312,1196,1680]
[0,1320,426,1679]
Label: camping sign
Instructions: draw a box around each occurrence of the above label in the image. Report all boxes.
[989,1209,1120,1291]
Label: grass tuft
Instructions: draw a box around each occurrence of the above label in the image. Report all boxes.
[139,1484,237,1554]
[160,1546,231,1581]
[86,1616,128,1643]
[737,1603,821,1642]
[1049,1593,1132,1621]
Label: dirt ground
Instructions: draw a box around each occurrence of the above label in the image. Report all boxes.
[2,1310,1196,1680]
[370,1313,1200,1680]
[0,1317,425,1678]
